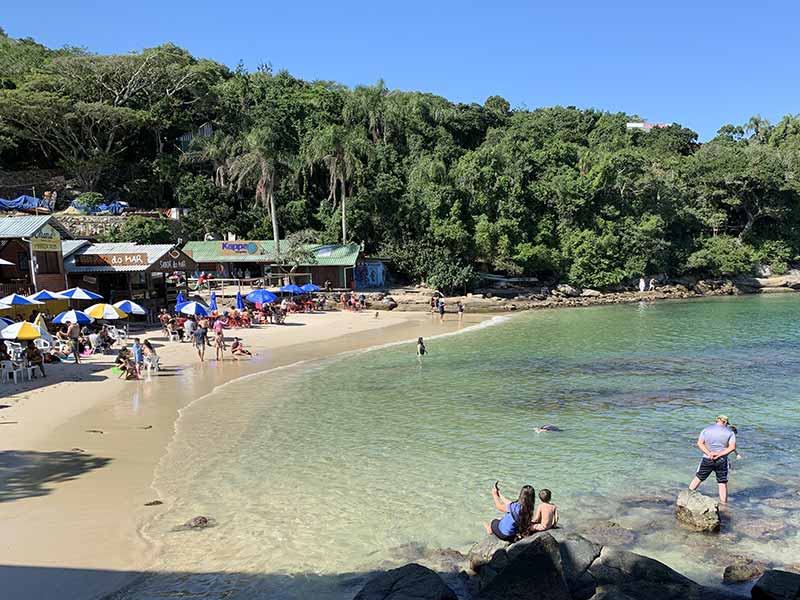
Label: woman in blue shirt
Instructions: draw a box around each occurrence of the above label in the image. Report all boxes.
[484,483,536,542]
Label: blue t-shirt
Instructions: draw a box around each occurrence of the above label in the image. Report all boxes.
[132,344,143,363]
[497,501,521,537]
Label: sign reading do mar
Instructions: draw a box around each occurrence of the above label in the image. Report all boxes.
[75,253,148,267]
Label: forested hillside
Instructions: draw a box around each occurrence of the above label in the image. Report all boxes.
[2,30,799,290]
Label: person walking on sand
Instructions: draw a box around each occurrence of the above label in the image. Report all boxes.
[194,324,208,361]
[214,328,226,361]
[688,415,737,504]
[457,301,464,321]
[131,338,144,378]
[438,298,446,320]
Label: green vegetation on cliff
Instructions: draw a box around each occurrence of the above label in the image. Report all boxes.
[1,31,799,289]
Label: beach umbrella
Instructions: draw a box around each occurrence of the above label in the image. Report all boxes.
[0,258,12,266]
[235,291,246,310]
[1,321,43,340]
[279,284,304,295]
[52,310,93,325]
[209,292,218,312]
[33,313,53,342]
[0,293,43,306]
[175,291,186,305]
[0,317,14,327]
[300,283,320,293]
[246,289,277,304]
[178,301,209,317]
[27,289,66,302]
[0,302,10,311]
[60,287,103,301]
[113,300,147,315]
[85,303,128,320]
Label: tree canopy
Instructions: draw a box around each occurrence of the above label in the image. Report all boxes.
[2,32,800,290]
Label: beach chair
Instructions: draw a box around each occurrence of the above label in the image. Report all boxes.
[34,338,52,353]
[144,354,160,375]
[111,326,128,342]
[0,360,23,384]
[4,341,24,361]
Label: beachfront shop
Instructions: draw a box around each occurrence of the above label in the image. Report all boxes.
[182,240,363,288]
[0,215,72,296]
[63,241,197,313]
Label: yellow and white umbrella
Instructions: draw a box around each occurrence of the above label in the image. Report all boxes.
[33,313,53,342]
[85,303,128,320]
[1,321,43,340]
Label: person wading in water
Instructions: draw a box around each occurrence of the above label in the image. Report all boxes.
[688,415,737,504]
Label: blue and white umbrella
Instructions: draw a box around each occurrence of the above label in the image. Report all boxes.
[52,310,94,325]
[0,317,14,328]
[27,289,66,302]
[300,283,320,293]
[246,289,277,304]
[209,292,218,312]
[178,301,209,317]
[0,293,42,306]
[279,284,304,295]
[60,287,103,301]
[175,292,186,311]
[113,300,147,315]
[235,291,246,310]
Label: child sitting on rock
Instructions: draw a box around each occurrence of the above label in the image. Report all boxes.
[529,489,559,532]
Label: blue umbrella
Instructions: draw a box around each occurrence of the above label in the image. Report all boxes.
[235,291,246,310]
[209,292,218,311]
[0,317,14,328]
[59,287,103,301]
[113,300,147,315]
[178,301,209,317]
[175,291,186,310]
[300,283,320,293]
[27,289,66,302]
[52,310,93,324]
[279,284,304,295]
[0,293,43,306]
[246,289,278,304]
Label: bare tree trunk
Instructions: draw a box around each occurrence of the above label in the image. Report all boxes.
[270,188,280,257]
[340,177,347,243]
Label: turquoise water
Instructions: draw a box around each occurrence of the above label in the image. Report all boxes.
[124,295,800,599]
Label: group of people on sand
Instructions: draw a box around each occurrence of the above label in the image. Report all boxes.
[114,338,158,379]
[481,414,738,543]
[187,316,253,362]
[429,295,465,321]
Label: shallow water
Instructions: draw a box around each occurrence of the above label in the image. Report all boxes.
[122,295,800,599]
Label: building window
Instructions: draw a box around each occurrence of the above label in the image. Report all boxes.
[17,252,29,272]
[35,251,61,274]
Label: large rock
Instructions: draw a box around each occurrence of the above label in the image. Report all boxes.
[477,533,571,600]
[675,490,720,532]
[581,289,603,297]
[555,284,581,297]
[466,535,509,574]
[353,563,457,600]
[751,569,800,600]
[722,556,769,584]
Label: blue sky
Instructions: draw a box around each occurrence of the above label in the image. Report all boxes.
[3,1,798,140]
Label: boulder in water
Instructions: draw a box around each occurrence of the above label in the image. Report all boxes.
[722,556,769,584]
[751,569,800,600]
[353,563,457,600]
[675,490,720,532]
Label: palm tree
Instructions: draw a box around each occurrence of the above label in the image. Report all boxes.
[346,80,388,143]
[303,124,369,243]
[229,127,286,255]
[180,132,237,190]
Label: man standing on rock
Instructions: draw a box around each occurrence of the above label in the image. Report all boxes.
[688,415,737,504]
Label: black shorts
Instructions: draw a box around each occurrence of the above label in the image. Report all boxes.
[696,456,729,484]
[490,519,516,542]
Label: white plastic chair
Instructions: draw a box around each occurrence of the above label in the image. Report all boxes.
[4,341,24,361]
[0,361,22,384]
[145,354,160,374]
[34,338,51,352]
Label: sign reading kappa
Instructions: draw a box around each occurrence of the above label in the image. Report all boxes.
[75,253,149,267]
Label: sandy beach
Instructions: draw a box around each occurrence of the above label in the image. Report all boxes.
[0,309,491,600]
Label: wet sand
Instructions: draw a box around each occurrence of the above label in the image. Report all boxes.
[0,309,489,600]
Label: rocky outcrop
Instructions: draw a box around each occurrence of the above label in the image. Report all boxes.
[353,563,458,600]
[581,289,602,297]
[722,556,769,584]
[555,284,581,298]
[675,490,720,532]
[751,569,800,600]
[477,533,571,600]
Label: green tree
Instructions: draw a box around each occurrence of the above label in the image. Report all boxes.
[106,216,174,244]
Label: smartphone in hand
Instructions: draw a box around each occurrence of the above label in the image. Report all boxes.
[494,481,500,493]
